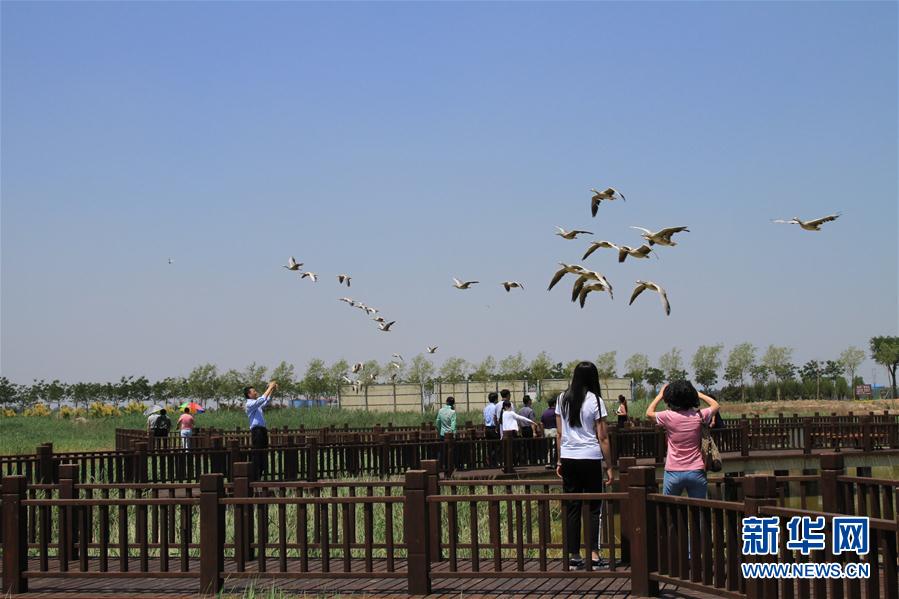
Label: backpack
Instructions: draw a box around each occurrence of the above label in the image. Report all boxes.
[153,414,171,434]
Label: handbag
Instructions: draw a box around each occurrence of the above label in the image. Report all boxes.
[701,413,723,472]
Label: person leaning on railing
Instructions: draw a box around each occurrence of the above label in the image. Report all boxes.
[244,380,278,478]
[646,381,720,498]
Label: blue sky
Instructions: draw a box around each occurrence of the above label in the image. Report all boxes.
[2,2,896,385]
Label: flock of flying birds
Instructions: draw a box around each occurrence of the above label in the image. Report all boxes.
[208,194,840,388]
[445,188,842,318]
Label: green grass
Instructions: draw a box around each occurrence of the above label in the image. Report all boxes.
[0,407,486,454]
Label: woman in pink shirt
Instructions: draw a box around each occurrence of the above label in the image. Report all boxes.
[177,407,195,450]
[646,381,720,498]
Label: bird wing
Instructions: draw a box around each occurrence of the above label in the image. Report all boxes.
[572,230,593,235]
[807,214,840,226]
[571,275,590,302]
[602,187,615,196]
[452,277,462,286]
[578,285,591,308]
[634,244,653,256]
[591,197,600,217]
[657,226,689,240]
[547,267,569,291]
[771,219,792,224]
[629,282,648,305]
[630,226,652,235]
[657,286,671,315]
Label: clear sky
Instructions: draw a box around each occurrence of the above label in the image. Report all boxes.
[2,1,896,385]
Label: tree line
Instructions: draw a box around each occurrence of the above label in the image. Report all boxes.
[1,336,895,412]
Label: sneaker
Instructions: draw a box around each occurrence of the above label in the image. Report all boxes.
[591,557,608,568]
[568,557,585,569]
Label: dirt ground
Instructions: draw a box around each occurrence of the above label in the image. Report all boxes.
[721,398,899,417]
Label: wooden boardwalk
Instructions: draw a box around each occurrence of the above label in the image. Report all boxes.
[20,558,723,597]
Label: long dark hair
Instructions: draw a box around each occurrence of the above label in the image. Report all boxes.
[561,361,602,427]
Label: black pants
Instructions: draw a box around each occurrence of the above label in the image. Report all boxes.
[485,426,499,466]
[561,458,604,556]
[251,426,269,478]
[520,427,534,464]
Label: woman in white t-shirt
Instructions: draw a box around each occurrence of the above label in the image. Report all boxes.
[555,361,614,569]
[500,399,536,438]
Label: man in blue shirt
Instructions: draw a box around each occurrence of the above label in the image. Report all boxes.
[483,392,500,466]
[244,380,278,477]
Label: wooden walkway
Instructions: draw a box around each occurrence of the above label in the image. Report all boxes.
[19,558,722,597]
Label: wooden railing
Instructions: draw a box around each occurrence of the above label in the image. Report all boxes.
[2,455,897,597]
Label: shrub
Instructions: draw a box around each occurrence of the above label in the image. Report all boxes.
[24,403,52,417]
[1,408,16,418]
[123,401,146,415]
[88,402,121,418]
[59,406,88,419]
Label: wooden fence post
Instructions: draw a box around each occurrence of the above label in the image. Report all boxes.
[628,466,658,597]
[802,417,813,455]
[134,442,148,484]
[37,444,54,484]
[655,428,666,464]
[2,475,28,594]
[743,475,778,599]
[861,416,873,452]
[740,419,750,457]
[306,437,319,483]
[820,453,845,514]
[232,462,254,567]
[421,460,441,562]
[199,473,225,596]
[58,464,80,565]
[404,470,431,594]
[379,433,390,479]
[284,436,299,480]
[617,456,636,566]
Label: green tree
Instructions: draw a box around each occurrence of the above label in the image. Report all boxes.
[362,360,382,386]
[870,336,899,399]
[241,362,268,390]
[327,359,350,394]
[761,345,793,402]
[595,351,617,379]
[659,348,685,382]
[692,344,723,391]
[800,360,822,400]
[528,352,554,382]
[185,364,219,408]
[498,352,527,380]
[302,359,330,400]
[439,357,469,382]
[0,377,21,411]
[724,343,755,401]
[406,354,435,386]
[645,367,665,395]
[130,376,151,405]
[270,361,297,406]
[823,360,844,400]
[624,353,649,399]
[471,356,496,382]
[839,346,865,399]
[45,379,68,411]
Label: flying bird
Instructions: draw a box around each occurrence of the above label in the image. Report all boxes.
[339,297,355,306]
[365,306,378,316]
[392,353,405,362]
[378,321,396,332]
[369,372,378,382]
[341,375,353,385]
[548,263,587,291]
[630,226,690,247]
[582,241,621,260]
[283,256,302,271]
[372,316,386,324]
[590,187,626,217]
[616,244,655,263]
[389,362,402,370]
[501,281,524,292]
[427,346,438,354]
[555,226,593,240]
[300,271,318,282]
[577,282,614,308]
[167,257,175,265]
[352,363,364,374]
[629,280,671,316]
[570,270,613,302]
[772,213,841,231]
[453,277,479,289]
[337,274,352,287]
